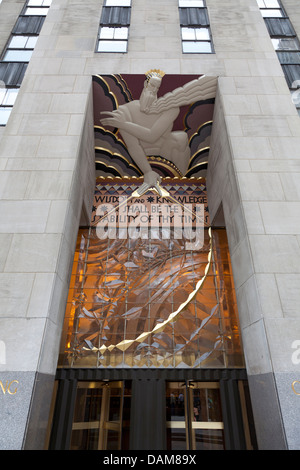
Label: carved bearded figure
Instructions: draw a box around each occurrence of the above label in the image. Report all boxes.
[100,71,217,194]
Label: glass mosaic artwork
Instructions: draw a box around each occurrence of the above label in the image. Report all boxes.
[58,179,244,369]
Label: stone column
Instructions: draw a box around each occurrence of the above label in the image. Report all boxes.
[207,0,300,450]
[0,0,97,449]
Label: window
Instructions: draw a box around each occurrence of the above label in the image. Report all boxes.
[27,0,52,4]
[0,0,51,125]
[257,0,280,8]
[257,0,300,114]
[97,3,131,53]
[291,85,300,117]
[179,0,214,54]
[0,88,19,125]
[179,0,204,6]
[3,35,38,62]
[24,8,49,15]
[272,37,300,51]
[98,26,129,52]
[181,26,212,53]
[105,0,131,5]
[257,0,284,17]
[24,0,52,15]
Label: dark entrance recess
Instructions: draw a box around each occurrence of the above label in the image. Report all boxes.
[48,368,257,450]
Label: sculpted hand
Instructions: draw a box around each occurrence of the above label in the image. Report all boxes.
[100,110,125,128]
[144,170,161,187]
[135,170,164,196]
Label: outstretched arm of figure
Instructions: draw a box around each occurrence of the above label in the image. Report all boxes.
[100,108,178,144]
[100,109,164,195]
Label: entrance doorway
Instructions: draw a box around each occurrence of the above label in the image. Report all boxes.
[166,381,224,450]
[69,381,131,450]
[48,370,257,450]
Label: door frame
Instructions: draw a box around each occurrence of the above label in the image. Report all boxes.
[166,380,225,450]
[69,380,124,450]
[48,368,257,450]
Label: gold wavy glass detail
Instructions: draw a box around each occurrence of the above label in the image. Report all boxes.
[95,146,143,175]
[94,125,122,137]
[147,156,183,177]
[188,147,210,168]
[188,121,213,145]
[94,125,127,143]
[95,160,122,177]
[95,175,206,181]
[112,74,133,102]
[95,75,119,109]
[186,161,208,176]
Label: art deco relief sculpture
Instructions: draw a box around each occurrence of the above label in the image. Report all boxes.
[100,70,217,195]
[60,73,244,369]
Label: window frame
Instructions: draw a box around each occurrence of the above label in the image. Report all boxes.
[0,0,51,125]
[257,0,281,8]
[257,0,300,113]
[19,0,52,16]
[260,9,284,18]
[27,0,52,5]
[104,0,131,5]
[257,0,286,19]
[97,25,129,53]
[271,37,300,52]
[181,26,213,54]
[179,0,214,55]
[179,0,204,6]
[0,87,19,126]
[2,34,38,62]
[290,85,300,116]
[96,5,131,54]
[24,7,50,15]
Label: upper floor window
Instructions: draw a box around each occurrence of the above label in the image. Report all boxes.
[97,1,131,53]
[257,0,280,7]
[25,0,52,15]
[105,0,131,5]
[179,0,214,54]
[27,0,52,4]
[179,0,204,5]
[181,27,212,53]
[0,88,19,125]
[257,0,284,17]
[257,0,300,116]
[2,35,38,62]
[98,26,129,52]
[272,37,300,51]
[0,0,51,125]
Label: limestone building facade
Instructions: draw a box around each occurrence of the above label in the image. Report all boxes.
[0,0,300,451]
